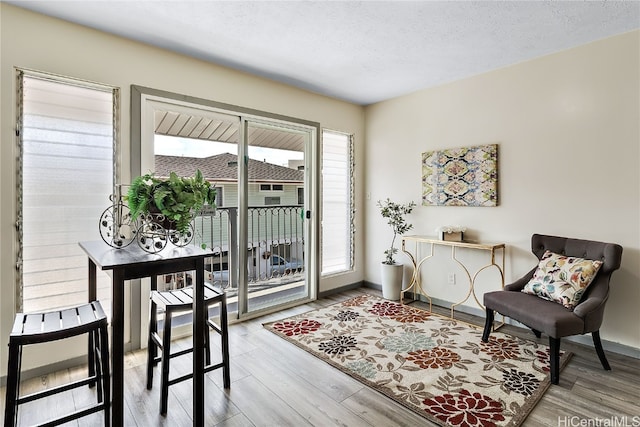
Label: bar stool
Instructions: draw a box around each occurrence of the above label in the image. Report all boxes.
[146,282,230,415]
[4,301,110,427]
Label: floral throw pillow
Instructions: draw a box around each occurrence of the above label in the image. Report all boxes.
[522,250,603,310]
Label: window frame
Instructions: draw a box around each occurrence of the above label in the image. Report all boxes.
[264,196,281,205]
[15,68,120,313]
[259,183,284,192]
[320,129,355,276]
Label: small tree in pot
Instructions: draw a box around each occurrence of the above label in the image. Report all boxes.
[377,198,416,300]
[378,198,416,264]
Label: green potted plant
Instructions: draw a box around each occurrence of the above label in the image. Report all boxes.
[377,198,416,300]
[127,169,216,234]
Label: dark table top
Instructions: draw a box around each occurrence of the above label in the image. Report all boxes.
[79,240,211,273]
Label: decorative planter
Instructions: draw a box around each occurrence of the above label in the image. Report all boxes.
[440,231,463,242]
[99,191,196,254]
[148,211,176,231]
[380,262,404,301]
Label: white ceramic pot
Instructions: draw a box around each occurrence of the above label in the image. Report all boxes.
[380,262,404,300]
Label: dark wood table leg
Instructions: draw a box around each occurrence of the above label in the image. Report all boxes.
[88,261,97,301]
[193,259,205,426]
[111,269,125,426]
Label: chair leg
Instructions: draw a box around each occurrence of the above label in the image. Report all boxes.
[532,329,542,338]
[88,329,96,388]
[147,299,158,390]
[220,296,231,389]
[592,330,611,371]
[549,337,561,385]
[99,324,111,427]
[4,342,21,427]
[160,310,173,416]
[204,307,211,366]
[481,308,494,342]
[94,329,104,404]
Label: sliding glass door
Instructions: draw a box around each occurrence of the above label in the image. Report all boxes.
[240,119,312,314]
[133,87,317,335]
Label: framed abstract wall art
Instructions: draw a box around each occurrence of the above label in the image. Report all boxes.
[422,143,498,207]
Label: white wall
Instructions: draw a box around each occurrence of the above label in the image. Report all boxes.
[365,30,640,352]
[0,4,365,375]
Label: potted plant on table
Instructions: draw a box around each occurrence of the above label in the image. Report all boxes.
[126,170,216,251]
[377,198,416,300]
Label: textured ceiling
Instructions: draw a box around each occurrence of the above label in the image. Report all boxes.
[6,1,640,105]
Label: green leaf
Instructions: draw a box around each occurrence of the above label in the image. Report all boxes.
[126,169,216,233]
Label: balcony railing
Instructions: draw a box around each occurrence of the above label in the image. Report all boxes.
[177,206,305,295]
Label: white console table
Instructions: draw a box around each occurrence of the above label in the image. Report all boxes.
[401,235,505,319]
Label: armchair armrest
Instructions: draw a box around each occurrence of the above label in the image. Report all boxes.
[504,267,536,292]
[572,296,603,318]
[573,277,609,319]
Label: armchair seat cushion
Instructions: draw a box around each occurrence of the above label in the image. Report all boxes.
[484,290,585,338]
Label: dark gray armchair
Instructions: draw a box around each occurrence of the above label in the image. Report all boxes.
[482,234,623,384]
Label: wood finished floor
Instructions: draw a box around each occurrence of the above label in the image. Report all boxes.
[1,287,639,426]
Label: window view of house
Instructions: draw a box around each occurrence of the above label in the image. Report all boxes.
[153,136,306,303]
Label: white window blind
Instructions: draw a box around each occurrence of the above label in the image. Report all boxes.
[18,72,116,315]
[321,130,354,275]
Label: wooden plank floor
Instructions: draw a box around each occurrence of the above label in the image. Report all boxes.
[2,287,638,426]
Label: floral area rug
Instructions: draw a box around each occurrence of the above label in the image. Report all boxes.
[263,294,571,427]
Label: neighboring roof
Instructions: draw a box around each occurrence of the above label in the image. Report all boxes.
[154,153,304,184]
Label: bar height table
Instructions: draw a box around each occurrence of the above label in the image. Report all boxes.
[79,240,211,426]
